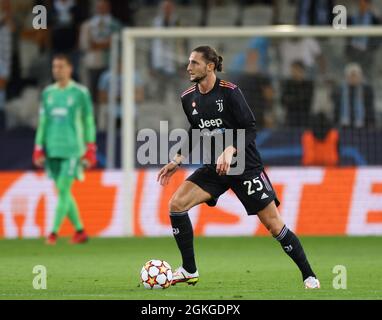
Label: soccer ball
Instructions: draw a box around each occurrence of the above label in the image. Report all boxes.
[140,259,173,289]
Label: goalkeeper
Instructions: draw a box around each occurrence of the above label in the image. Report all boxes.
[33,55,97,245]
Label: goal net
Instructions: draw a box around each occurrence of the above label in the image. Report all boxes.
[120,26,382,236]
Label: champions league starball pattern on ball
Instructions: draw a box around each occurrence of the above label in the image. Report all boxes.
[140,260,173,289]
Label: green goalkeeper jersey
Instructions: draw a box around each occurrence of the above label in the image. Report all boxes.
[35,80,96,159]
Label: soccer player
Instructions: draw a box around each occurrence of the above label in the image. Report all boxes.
[33,55,97,245]
[157,46,320,289]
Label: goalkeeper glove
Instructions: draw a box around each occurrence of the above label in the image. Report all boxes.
[32,145,45,168]
[82,143,97,168]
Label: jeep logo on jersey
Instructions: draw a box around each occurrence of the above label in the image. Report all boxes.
[216,99,224,112]
[198,118,223,129]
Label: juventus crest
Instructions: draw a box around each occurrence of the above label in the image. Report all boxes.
[216,99,224,112]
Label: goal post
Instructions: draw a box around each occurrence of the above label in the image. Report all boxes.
[122,33,135,236]
[122,26,382,237]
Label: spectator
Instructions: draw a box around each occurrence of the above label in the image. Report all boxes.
[236,0,279,25]
[80,0,121,102]
[228,38,274,128]
[302,112,339,166]
[230,37,270,75]
[310,77,335,120]
[48,0,88,79]
[108,0,136,26]
[0,0,13,131]
[97,61,145,131]
[281,60,314,127]
[296,0,334,26]
[48,0,85,54]
[332,63,375,129]
[151,0,181,73]
[279,37,325,79]
[347,0,381,77]
[149,0,186,102]
[19,1,50,87]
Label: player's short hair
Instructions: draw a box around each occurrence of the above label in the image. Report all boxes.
[52,54,73,66]
[192,46,223,72]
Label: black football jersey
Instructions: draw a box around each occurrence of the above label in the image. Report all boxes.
[178,78,264,173]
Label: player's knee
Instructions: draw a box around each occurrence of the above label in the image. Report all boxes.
[56,184,67,195]
[56,182,72,198]
[259,215,283,236]
[263,219,284,236]
[258,203,284,236]
[169,194,189,213]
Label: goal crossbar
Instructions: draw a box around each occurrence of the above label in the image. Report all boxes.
[123,26,382,39]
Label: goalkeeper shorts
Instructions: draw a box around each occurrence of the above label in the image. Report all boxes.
[46,158,84,181]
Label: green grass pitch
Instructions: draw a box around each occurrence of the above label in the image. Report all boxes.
[0,236,381,300]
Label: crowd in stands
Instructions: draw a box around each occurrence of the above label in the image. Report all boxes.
[0,0,381,168]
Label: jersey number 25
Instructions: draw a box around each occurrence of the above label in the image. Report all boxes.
[243,178,263,195]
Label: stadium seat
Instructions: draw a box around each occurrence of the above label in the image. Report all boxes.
[176,5,203,27]
[277,0,297,24]
[135,6,159,27]
[241,5,273,26]
[207,5,238,27]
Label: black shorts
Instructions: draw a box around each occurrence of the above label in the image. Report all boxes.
[186,166,280,215]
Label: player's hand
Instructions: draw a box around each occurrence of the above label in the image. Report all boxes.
[216,146,236,176]
[82,143,97,169]
[157,161,180,186]
[32,145,45,168]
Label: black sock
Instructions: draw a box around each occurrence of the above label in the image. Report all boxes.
[170,211,196,273]
[275,225,316,281]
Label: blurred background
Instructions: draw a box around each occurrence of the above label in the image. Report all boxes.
[1,0,382,238]
[1,0,382,169]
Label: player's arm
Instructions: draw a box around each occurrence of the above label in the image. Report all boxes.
[216,87,257,175]
[176,126,198,160]
[157,153,184,186]
[157,126,195,186]
[229,87,257,151]
[81,88,97,168]
[33,94,47,168]
[157,100,194,186]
